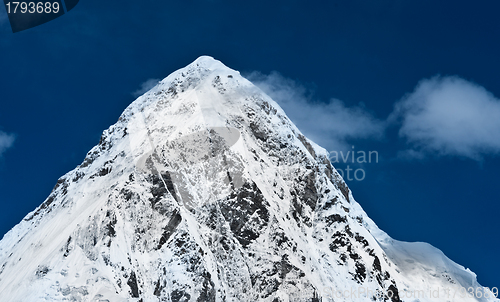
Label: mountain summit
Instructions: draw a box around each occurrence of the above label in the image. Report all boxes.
[0,56,496,302]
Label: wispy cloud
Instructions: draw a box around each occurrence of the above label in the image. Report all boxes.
[0,131,15,158]
[246,72,500,162]
[246,71,385,152]
[132,78,160,98]
[392,76,500,160]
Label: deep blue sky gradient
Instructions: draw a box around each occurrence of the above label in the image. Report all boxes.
[0,0,498,287]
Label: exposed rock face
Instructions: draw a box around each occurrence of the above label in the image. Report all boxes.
[0,56,495,302]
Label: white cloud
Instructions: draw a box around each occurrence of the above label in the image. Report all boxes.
[246,71,385,152]
[392,76,500,160]
[0,131,15,158]
[132,78,160,98]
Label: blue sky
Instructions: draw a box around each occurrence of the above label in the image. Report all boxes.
[0,0,499,288]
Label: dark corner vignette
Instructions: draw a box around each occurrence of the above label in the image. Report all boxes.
[3,0,79,33]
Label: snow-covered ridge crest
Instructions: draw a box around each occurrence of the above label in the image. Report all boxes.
[0,56,496,302]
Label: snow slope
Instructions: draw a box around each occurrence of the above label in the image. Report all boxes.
[0,56,496,302]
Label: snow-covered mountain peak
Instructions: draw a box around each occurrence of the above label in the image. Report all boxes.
[122,55,262,133]
[0,57,497,302]
[188,55,229,71]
